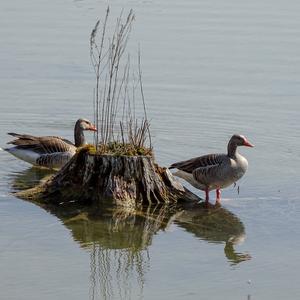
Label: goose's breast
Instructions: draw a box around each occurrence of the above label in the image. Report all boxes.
[226,156,248,183]
[209,156,248,189]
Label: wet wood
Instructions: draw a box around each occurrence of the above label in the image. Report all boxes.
[16,147,200,206]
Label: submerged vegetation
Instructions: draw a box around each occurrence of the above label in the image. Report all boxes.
[90,7,151,155]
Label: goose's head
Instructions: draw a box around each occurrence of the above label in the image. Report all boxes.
[230,134,254,148]
[77,118,97,132]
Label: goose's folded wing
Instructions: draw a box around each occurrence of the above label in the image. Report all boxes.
[192,164,221,184]
[170,154,223,173]
[7,133,75,154]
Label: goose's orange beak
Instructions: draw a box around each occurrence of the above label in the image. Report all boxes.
[88,124,97,132]
[243,138,254,147]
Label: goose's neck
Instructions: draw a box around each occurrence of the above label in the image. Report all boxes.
[227,142,238,158]
[74,123,85,147]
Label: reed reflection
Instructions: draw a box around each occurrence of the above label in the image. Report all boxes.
[56,205,179,300]
[12,167,251,299]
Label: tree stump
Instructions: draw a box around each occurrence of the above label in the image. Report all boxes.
[16,147,200,207]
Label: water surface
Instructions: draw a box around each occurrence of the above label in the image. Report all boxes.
[1,0,300,299]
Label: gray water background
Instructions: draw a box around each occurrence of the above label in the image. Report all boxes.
[0,0,300,299]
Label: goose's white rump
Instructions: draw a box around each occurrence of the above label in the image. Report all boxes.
[6,148,40,165]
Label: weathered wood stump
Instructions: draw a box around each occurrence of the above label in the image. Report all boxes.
[17,147,200,206]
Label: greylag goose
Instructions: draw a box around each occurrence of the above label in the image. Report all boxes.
[169,134,254,205]
[4,118,97,169]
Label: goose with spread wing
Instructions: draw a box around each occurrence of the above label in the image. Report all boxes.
[169,134,254,205]
[4,118,97,169]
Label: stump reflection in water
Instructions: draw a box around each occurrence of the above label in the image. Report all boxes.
[12,167,251,299]
[35,200,181,300]
[61,204,178,300]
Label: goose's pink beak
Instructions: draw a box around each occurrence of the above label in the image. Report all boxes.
[243,138,254,147]
[88,124,97,132]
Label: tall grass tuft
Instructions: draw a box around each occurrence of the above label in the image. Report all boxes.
[90,7,152,155]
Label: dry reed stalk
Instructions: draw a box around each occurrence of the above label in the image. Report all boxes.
[90,8,151,155]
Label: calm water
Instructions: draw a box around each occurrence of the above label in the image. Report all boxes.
[1,0,300,299]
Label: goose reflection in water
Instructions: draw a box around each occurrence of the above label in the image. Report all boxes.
[12,167,251,299]
[174,202,251,265]
[10,166,55,191]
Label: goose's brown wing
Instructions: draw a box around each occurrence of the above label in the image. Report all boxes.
[170,154,224,173]
[7,133,75,154]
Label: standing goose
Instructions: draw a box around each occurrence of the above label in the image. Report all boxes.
[169,134,254,205]
[4,118,97,169]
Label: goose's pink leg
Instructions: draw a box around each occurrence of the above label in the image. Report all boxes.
[216,189,221,205]
[205,187,209,204]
